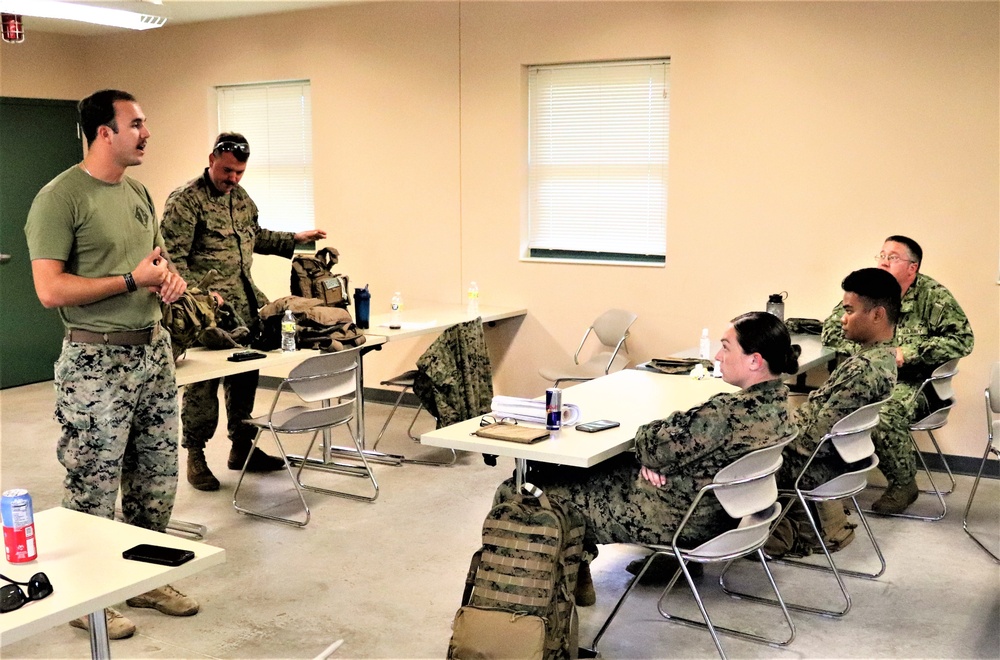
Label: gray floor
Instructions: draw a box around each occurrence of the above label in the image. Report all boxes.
[1,380,998,659]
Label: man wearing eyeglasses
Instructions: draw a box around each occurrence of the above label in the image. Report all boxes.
[821,235,973,514]
[160,133,326,491]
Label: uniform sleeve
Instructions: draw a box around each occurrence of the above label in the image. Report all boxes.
[792,357,877,458]
[634,394,732,474]
[159,190,199,282]
[253,227,296,258]
[821,302,860,358]
[24,187,75,262]
[899,284,974,371]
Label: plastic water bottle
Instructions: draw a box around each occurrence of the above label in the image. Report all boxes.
[390,292,402,328]
[699,328,711,360]
[467,281,479,316]
[281,310,297,352]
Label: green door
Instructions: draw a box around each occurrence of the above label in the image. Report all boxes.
[0,97,81,388]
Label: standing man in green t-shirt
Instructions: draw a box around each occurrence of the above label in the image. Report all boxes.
[24,90,198,640]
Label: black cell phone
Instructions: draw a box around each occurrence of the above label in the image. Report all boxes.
[575,420,621,433]
[227,351,267,362]
[122,543,195,566]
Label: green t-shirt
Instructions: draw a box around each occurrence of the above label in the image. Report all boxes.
[24,165,165,332]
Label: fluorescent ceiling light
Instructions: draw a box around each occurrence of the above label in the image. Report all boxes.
[0,0,166,30]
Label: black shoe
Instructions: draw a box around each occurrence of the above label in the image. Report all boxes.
[625,553,703,583]
[228,446,286,472]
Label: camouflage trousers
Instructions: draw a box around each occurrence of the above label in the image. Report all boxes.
[872,381,930,485]
[54,330,178,533]
[495,453,730,558]
[181,371,259,449]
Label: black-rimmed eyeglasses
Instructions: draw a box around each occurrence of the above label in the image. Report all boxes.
[480,415,517,427]
[0,572,53,613]
[213,141,250,156]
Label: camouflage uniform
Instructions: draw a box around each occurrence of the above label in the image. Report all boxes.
[24,166,178,533]
[780,341,897,490]
[497,378,794,554]
[822,273,973,484]
[160,171,296,450]
[413,318,493,428]
[54,332,178,531]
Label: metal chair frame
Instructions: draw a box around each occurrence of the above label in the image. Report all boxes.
[867,358,960,521]
[721,400,888,618]
[233,352,378,527]
[540,309,637,388]
[371,370,456,467]
[584,436,796,660]
[962,362,1000,562]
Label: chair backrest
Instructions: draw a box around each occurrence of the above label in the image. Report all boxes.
[286,350,358,403]
[925,357,961,401]
[828,399,884,464]
[591,309,638,349]
[988,362,1000,415]
[713,434,795,519]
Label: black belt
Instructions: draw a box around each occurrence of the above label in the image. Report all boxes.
[67,325,158,346]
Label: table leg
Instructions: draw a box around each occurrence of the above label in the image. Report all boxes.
[515,458,527,491]
[87,610,111,660]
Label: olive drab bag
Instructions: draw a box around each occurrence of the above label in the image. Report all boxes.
[290,247,350,308]
[255,296,366,353]
[160,269,252,360]
[448,483,585,660]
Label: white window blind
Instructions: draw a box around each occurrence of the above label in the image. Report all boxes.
[216,80,313,233]
[527,60,669,264]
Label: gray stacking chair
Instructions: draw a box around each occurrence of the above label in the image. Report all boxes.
[584,435,796,660]
[721,400,887,618]
[963,362,1000,562]
[869,358,960,521]
[538,309,637,387]
[233,350,377,527]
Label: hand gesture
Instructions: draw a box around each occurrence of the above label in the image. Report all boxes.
[294,229,327,244]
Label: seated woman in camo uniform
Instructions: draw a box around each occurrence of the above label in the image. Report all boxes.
[495,311,798,606]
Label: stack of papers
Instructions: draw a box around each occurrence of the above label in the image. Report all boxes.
[491,395,582,426]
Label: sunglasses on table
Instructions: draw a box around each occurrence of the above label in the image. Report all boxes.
[479,415,517,427]
[0,572,53,613]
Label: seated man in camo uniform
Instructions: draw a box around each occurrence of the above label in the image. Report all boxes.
[496,311,798,606]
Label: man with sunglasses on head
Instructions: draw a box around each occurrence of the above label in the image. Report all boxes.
[25,89,197,640]
[821,235,973,514]
[160,133,326,492]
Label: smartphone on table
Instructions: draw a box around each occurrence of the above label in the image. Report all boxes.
[575,420,621,433]
[122,544,195,566]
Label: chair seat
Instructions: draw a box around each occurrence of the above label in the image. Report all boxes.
[538,353,630,382]
[803,455,879,500]
[381,369,420,388]
[686,504,781,560]
[248,401,354,434]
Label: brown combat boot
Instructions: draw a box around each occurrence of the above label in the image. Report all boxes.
[186,447,220,491]
[574,561,596,607]
[872,478,919,514]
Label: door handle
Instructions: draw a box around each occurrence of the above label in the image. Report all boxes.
[0,254,10,265]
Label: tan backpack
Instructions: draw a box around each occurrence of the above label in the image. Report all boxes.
[290,247,350,307]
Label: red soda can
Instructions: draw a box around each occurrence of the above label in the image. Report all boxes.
[2,489,37,563]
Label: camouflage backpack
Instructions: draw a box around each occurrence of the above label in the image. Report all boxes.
[160,270,250,359]
[290,247,350,307]
[448,483,585,660]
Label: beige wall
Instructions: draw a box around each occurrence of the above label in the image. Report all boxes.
[2,1,997,460]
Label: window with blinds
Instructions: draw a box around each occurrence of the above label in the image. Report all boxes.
[216,80,314,234]
[527,60,669,264]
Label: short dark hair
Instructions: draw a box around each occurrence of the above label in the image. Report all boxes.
[885,234,922,271]
[213,132,250,163]
[730,311,799,376]
[78,90,136,146]
[842,267,902,326]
